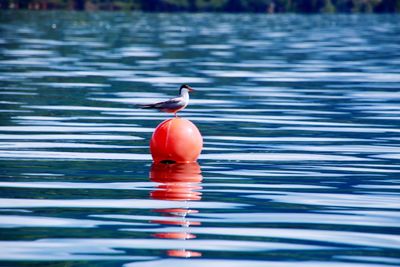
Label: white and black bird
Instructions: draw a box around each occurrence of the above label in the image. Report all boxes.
[137,84,194,117]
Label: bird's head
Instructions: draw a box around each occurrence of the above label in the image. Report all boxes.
[179,84,194,94]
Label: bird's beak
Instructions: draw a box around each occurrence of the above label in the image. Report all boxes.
[188,86,194,92]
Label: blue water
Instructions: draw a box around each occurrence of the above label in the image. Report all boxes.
[0,12,400,267]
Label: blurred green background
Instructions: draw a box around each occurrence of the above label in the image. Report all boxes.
[1,0,399,13]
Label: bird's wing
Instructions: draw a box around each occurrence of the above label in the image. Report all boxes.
[152,97,184,109]
[138,97,184,109]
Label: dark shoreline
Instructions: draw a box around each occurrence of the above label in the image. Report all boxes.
[1,0,399,13]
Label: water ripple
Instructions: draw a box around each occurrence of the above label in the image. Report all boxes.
[0,12,399,266]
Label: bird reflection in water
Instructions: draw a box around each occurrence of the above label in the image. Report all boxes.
[150,162,203,258]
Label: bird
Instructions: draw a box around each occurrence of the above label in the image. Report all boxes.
[137,84,194,117]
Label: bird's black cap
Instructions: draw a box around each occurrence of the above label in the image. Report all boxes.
[179,84,194,93]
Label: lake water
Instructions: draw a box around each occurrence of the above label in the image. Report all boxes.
[0,12,400,267]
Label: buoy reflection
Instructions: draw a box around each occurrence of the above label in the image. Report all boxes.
[150,162,203,258]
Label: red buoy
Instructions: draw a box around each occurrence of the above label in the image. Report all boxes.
[150,118,203,163]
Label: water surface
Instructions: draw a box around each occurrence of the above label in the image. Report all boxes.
[0,12,400,267]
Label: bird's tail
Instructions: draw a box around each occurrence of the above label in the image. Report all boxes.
[136,103,155,109]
